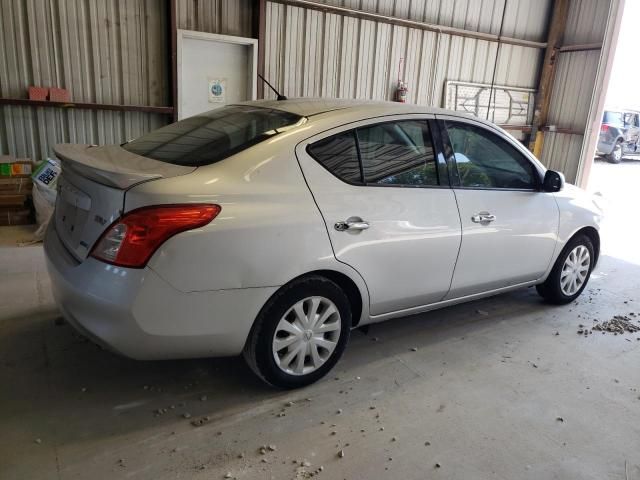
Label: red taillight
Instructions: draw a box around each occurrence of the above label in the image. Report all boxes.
[601,124,609,133]
[90,204,221,268]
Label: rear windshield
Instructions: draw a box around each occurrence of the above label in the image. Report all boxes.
[603,111,624,127]
[122,105,303,166]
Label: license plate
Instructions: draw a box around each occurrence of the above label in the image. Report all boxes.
[55,177,91,245]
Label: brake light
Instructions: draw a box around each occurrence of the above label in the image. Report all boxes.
[91,204,221,268]
[601,124,609,132]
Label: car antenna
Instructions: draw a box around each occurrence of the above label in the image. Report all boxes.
[258,74,287,101]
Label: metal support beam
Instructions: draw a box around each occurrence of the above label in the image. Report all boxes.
[169,0,178,122]
[0,98,174,115]
[500,124,584,136]
[559,42,602,52]
[575,0,626,188]
[254,0,267,99]
[270,0,547,50]
[528,0,570,157]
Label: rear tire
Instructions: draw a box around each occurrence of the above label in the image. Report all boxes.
[536,234,594,305]
[606,141,623,163]
[244,275,351,389]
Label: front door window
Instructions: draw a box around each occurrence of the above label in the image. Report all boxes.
[446,122,537,190]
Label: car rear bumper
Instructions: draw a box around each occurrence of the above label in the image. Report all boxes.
[597,138,615,155]
[43,222,277,360]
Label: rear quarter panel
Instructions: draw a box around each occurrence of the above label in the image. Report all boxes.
[597,128,616,154]
[124,136,371,320]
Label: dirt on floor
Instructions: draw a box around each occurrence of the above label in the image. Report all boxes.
[0,159,639,480]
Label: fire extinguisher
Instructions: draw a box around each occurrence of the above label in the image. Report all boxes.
[396,80,408,103]
[395,57,408,102]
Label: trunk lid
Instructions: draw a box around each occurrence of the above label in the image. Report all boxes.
[54,144,195,189]
[52,144,196,261]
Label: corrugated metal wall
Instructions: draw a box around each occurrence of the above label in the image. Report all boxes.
[540,0,611,182]
[176,0,253,36]
[0,0,170,161]
[314,0,549,41]
[0,0,253,162]
[0,0,615,185]
[266,0,617,183]
[264,0,551,110]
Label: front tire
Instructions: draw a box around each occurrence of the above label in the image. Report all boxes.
[244,275,351,389]
[536,234,594,304]
[606,141,623,163]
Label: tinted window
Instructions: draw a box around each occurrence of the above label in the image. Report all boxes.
[122,106,302,166]
[446,122,537,190]
[357,121,438,186]
[624,112,639,127]
[307,131,362,184]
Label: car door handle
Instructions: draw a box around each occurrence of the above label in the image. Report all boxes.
[334,218,370,232]
[471,213,496,223]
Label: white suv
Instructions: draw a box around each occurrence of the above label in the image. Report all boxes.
[44,99,602,388]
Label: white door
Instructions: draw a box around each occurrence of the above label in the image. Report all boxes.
[177,30,257,119]
[439,118,559,299]
[296,117,461,316]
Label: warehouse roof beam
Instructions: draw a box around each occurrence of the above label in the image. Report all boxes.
[271,0,548,49]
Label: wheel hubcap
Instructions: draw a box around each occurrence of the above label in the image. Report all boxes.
[560,245,591,296]
[272,296,341,376]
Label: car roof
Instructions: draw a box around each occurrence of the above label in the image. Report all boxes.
[237,97,475,120]
[235,97,542,170]
[235,97,510,132]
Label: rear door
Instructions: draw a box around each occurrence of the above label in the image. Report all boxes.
[296,116,461,316]
[437,117,559,299]
[623,112,640,150]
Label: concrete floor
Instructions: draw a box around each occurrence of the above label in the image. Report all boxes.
[1,159,639,480]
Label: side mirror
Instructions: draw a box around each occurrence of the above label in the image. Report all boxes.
[542,170,564,192]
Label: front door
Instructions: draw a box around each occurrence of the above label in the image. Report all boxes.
[296,117,461,316]
[438,118,559,299]
[623,112,640,151]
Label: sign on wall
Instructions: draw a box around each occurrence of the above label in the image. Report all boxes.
[208,78,227,103]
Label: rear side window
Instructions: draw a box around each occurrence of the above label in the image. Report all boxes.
[603,111,624,127]
[307,120,438,187]
[357,121,437,186]
[122,106,302,167]
[307,131,362,184]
